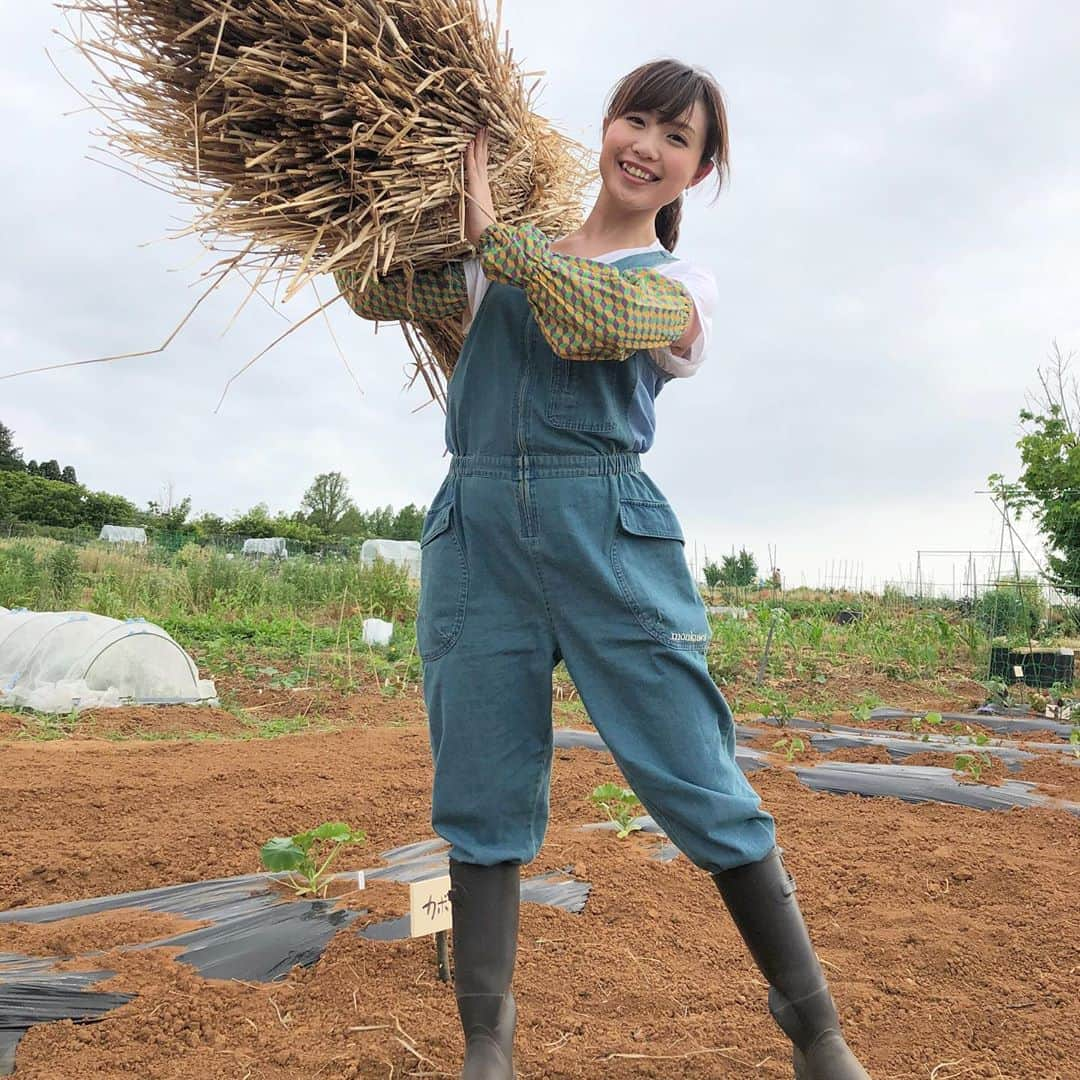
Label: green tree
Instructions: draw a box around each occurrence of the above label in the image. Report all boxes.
[301,472,354,533]
[1002,345,1080,592]
[60,465,78,485]
[703,560,722,590]
[336,505,368,536]
[81,490,138,529]
[145,495,192,533]
[718,547,758,587]
[230,503,274,538]
[390,503,426,541]
[39,459,62,482]
[364,504,395,538]
[191,512,228,540]
[0,471,135,529]
[0,471,83,526]
[0,422,24,472]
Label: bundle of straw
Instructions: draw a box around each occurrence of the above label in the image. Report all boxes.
[60,0,592,400]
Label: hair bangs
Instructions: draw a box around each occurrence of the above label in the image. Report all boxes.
[611,67,702,127]
[606,60,727,167]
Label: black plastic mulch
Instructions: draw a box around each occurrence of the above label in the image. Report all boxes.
[0,842,590,1075]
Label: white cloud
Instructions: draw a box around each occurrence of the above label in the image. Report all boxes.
[2,0,1078,590]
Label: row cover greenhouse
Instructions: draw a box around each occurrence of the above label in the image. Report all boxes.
[0,609,216,712]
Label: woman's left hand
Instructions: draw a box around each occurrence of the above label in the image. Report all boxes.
[464,127,498,247]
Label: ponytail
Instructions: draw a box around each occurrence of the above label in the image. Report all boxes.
[656,195,683,252]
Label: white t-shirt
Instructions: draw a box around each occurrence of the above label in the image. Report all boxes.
[461,239,718,378]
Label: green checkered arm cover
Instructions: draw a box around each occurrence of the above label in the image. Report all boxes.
[334,263,468,321]
[477,222,694,361]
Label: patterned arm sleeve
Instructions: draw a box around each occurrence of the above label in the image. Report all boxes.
[334,263,468,322]
[477,223,693,361]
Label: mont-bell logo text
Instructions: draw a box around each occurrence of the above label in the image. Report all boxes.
[671,631,708,643]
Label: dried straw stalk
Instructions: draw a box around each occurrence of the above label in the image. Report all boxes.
[59,0,592,397]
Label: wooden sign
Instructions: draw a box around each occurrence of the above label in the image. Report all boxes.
[409,874,452,937]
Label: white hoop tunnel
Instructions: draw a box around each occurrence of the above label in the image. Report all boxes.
[0,610,216,712]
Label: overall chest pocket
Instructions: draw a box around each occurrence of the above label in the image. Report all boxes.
[610,499,711,652]
[546,356,638,435]
[416,504,469,661]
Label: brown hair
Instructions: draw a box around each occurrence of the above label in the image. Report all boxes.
[605,60,729,252]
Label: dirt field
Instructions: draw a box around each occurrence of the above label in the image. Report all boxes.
[1,688,1078,1080]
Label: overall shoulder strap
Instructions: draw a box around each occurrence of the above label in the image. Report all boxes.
[611,249,678,271]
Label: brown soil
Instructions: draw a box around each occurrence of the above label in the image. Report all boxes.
[1014,756,1080,803]
[2,692,1078,1079]
[817,745,894,765]
[0,910,206,958]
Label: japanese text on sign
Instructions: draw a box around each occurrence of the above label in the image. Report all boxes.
[409,874,452,936]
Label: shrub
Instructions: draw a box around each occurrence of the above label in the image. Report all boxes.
[975,580,1043,640]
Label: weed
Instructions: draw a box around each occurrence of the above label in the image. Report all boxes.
[45,545,81,607]
[956,619,985,663]
[243,715,328,739]
[16,708,81,741]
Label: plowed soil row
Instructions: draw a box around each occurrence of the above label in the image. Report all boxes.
[1,692,1078,1079]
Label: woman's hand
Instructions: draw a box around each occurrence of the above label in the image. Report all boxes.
[464,127,498,247]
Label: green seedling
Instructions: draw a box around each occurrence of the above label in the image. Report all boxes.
[772,735,807,762]
[953,752,992,784]
[757,687,795,728]
[980,677,1009,706]
[1069,727,1080,760]
[909,713,940,741]
[950,723,990,747]
[590,783,643,839]
[850,693,884,724]
[259,821,366,897]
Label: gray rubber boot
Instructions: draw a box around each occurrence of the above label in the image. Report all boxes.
[449,859,519,1080]
[712,849,870,1080]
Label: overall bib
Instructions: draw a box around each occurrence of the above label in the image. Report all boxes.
[418,249,776,873]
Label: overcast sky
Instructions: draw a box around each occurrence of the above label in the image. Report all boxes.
[2,2,1076,593]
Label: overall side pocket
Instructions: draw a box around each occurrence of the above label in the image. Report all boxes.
[610,499,711,652]
[416,504,468,661]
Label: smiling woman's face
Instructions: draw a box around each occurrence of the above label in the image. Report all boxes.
[599,99,713,212]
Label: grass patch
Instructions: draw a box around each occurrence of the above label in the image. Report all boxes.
[14,710,81,741]
[241,714,335,739]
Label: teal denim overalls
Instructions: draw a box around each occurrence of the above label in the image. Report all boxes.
[418,249,776,872]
